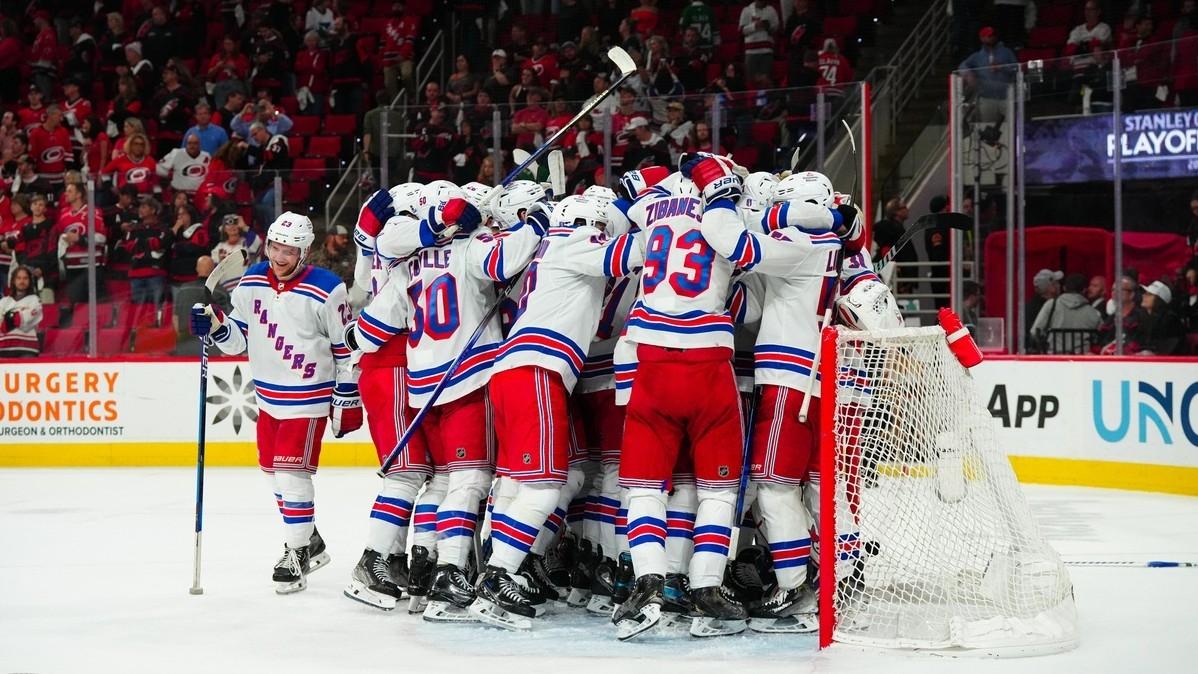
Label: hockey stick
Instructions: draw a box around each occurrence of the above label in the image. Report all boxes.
[874,212,972,273]
[190,249,249,595]
[377,48,637,476]
[1063,560,1198,568]
[547,149,566,197]
[730,387,761,553]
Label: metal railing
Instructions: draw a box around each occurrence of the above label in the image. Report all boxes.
[871,0,950,148]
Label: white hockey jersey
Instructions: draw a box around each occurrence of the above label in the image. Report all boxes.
[156,148,211,193]
[494,223,644,391]
[374,211,544,407]
[211,261,354,419]
[575,271,639,395]
[623,187,738,350]
[700,200,844,396]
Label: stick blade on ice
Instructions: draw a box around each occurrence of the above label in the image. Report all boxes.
[607,46,636,76]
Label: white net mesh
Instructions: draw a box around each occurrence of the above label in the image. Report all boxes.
[824,326,1078,656]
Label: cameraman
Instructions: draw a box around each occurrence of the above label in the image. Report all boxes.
[116,196,169,305]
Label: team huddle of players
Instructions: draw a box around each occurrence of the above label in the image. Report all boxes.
[190,151,906,641]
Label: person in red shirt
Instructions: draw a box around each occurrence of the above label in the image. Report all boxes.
[30,11,60,99]
[544,97,575,139]
[18,88,48,133]
[294,32,331,115]
[103,132,158,197]
[382,1,420,102]
[511,88,550,150]
[28,106,72,191]
[0,192,21,289]
[629,0,661,38]
[817,39,854,88]
[523,39,560,88]
[61,79,93,162]
[53,182,107,303]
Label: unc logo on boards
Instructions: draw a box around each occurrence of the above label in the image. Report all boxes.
[1092,379,1198,446]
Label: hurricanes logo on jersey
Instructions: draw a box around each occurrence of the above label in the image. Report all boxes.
[126,167,150,183]
[183,163,208,178]
[40,147,65,163]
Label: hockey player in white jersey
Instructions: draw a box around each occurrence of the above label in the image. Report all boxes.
[471,194,644,630]
[191,213,360,594]
[700,169,866,633]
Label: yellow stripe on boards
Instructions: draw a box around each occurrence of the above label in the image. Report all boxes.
[1006,456,1198,497]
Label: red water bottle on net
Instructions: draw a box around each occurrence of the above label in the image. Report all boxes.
[939,307,983,369]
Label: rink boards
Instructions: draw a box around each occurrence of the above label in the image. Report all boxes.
[1,355,1196,495]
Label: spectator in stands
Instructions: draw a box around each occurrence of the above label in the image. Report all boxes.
[113,117,147,160]
[141,5,179,69]
[214,90,247,139]
[121,42,157,101]
[158,133,211,196]
[411,108,454,182]
[55,182,105,304]
[18,194,56,289]
[646,37,683,98]
[1031,273,1102,354]
[212,213,261,272]
[29,106,71,194]
[559,0,591,44]
[1098,274,1146,353]
[622,117,670,170]
[511,88,550,150]
[105,132,158,197]
[328,16,369,114]
[992,0,1029,49]
[183,104,229,156]
[874,198,918,285]
[98,13,129,92]
[949,0,981,61]
[308,225,354,285]
[305,0,336,41]
[817,39,854,89]
[690,120,725,156]
[958,27,1017,110]
[617,19,645,59]
[29,11,58,97]
[509,67,540,109]
[108,76,144,135]
[556,41,594,100]
[740,0,781,83]
[61,78,93,140]
[477,155,497,185]
[232,100,293,142]
[79,115,110,182]
[117,197,170,305]
[106,185,139,278]
[505,24,533,62]
[0,194,20,288]
[1026,268,1062,341]
[239,122,289,227]
[383,2,420,103]
[578,25,605,65]
[172,255,218,355]
[1122,16,1169,112]
[362,91,406,187]
[786,0,822,53]
[925,195,950,309]
[485,49,518,106]
[0,20,21,104]
[1087,274,1108,313]
[447,55,481,105]
[525,38,561,89]
[0,112,17,162]
[152,65,195,155]
[675,27,712,93]
[1138,281,1185,355]
[630,0,661,39]
[660,101,694,164]
[206,37,250,109]
[13,156,52,197]
[165,191,201,231]
[167,200,210,295]
[295,31,331,115]
[962,280,982,330]
[1065,1,1113,105]
[1115,10,1139,50]
[250,21,290,96]
[450,119,489,185]
[0,266,42,358]
[680,0,717,48]
[18,87,48,133]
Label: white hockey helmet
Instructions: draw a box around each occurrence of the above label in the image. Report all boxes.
[266,212,316,262]
[417,180,464,214]
[741,172,779,211]
[387,181,424,216]
[583,184,616,202]
[773,170,835,207]
[460,181,494,223]
[492,180,548,229]
[835,281,904,330]
[552,195,609,231]
[656,171,698,198]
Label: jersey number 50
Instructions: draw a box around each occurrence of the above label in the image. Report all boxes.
[408,273,460,342]
[642,226,714,297]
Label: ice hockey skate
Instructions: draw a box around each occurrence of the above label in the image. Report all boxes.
[689,586,748,637]
[748,585,817,634]
[612,551,634,604]
[389,553,409,598]
[724,544,771,605]
[586,557,617,615]
[520,553,563,603]
[612,574,664,641]
[422,564,479,623]
[567,540,596,608]
[470,566,538,631]
[343,548,402,611]
[406,545,435,614]
[308,527,331,573]
[272,545,310,595]
[659,573,694,629]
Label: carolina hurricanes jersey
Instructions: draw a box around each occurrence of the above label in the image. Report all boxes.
[211,262,354,419]
[54,205,106,269]
[493,222,644,392]
[374,212,543,408]
[575,270,640,395]
[156,148,210,192]
[701,200,844,396]
[623,186,737,350]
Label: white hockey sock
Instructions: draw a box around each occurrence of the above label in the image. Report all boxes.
[689,487,736,589]
[491,482,562,573]
[436,469,490,568]
[412,472,448,553]
[596,462,622,559]
[483,476,517,541]
[757,481,813,589]
[625,487,668,578]
[365,472,424,555]
[580,462,603,547]
[530,465,585,556]
[274,470,316,550]
[665,483,697,575]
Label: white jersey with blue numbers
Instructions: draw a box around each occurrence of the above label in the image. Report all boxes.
[374,212,544,408]
[623,187,737,350]
[493,224,643,391]
[211,262,354,419]
[701,199,844,396]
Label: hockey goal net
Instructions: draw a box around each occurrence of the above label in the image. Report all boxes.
[816,325,1078,656]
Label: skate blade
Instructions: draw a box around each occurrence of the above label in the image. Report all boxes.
[275,577,307,595]
[308,552,331,573]
[343,582,398,611]
[423,600,480,623]
[468,599,533,631]
[689,616,747,638]
[566,588,592,608]
[747,615,817,634]
[615,604,662,641]
[659,611,693,631]
[586,595,616,616]
[407,595,428,614]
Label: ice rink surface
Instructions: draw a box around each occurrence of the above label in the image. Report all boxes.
[2,468,1196,674]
